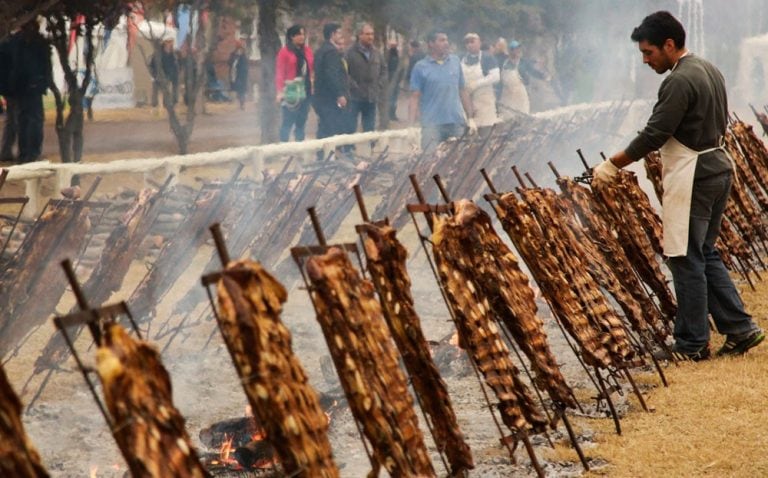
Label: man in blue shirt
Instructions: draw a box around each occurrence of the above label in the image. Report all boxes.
[408,30,474,152]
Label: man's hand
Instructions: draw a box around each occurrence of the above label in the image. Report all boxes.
[275,93,283,104]
[467,118,478,135]
[337,96,347,108]
[592,159,620,185]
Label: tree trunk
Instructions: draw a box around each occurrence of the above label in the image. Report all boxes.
[257,0,280,144]
[162,2,210,155]
[61,92,84,163]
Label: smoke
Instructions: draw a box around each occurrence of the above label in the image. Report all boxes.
[528,0,768,114]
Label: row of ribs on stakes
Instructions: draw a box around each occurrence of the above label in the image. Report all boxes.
[5,156,388,408]
[4,113,768,476]
[4,111,765,368]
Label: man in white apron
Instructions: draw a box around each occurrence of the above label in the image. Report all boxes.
[461,33,500,136]
[497,40,531,119]
[593,11,764,361]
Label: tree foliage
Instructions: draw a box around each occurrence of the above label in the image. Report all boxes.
[43,0,131,165]
[0,0,60,40]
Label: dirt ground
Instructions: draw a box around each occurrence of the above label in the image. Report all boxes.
[2,96,410,164]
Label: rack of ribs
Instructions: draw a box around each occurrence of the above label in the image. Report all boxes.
[492,191,613,369]
[591,173,677,320]
[360,222,474,475]
[432,210,550,434]
[214,259,339,478]
[305,247,435,477]
[520,188,636,367]
[96,323,209,478]
[556,177,670,345]
[0,199,92,358]
[0,363,49,477]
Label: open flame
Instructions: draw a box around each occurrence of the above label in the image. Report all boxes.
[220,434,236,464]
[209,433,238,467]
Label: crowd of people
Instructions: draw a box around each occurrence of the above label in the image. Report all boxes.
[273,23,547,153]
[0,19,550,164]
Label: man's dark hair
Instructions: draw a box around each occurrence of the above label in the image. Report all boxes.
[323,23,341,41]
[426,30,446,44]
[409,40,420,49]
[631,11,686,49]
[285,24,304,44]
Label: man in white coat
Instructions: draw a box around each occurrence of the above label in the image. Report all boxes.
[461,33,499,136]
[593,11,764,361]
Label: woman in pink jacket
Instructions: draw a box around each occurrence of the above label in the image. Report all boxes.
[275,24,314,142]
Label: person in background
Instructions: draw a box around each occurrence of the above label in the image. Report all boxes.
[493,38,508,72]
[0,34,18,162]
[386,40,401,121]
[8,19,50,163]
[313,22,349,144]
[229,41,249,110]
[345,22,387,133]
[178,40,196,107]
[461,32,500,136]
[492,37,508,103]
[275,24,313,142]
[593,11,764,361]
[149,37,179,109]
[409,30,474,152]
[205,60,231,102]
[497,39,530,118]
[405,40,425,87]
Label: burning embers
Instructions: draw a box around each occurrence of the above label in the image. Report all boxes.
[198,415,280,475]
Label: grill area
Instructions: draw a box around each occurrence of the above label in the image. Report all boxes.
[3,102,768,477]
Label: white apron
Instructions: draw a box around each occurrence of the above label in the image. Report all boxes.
[461,56,499,127]
[659,136,725,257]
[499,65,530,118]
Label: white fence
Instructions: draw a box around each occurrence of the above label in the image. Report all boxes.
[3,128,421,218]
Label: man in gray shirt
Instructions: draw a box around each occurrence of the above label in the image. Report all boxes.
[593,11,763,361]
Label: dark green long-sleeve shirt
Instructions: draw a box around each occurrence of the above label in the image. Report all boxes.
[625,54,732,178]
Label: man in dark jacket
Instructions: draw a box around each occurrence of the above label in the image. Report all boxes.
[0,34,18,162]
[386,40,401,121]
[345,22,386,133]
[313,23,349,140]
[229,41,249,110]
[8,20,51,163]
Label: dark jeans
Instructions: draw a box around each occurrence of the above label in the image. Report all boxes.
[420,123,464,153]
[389,86,399,119]
[279,99,310,142]
[17,94,44,163]
[313,97,347,139]
[1,96,18,160]
[348,99,376,133]
[667,171,757,352]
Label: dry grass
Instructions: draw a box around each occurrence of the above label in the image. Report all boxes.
[557,277,768,477]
